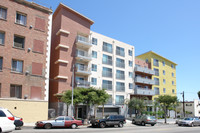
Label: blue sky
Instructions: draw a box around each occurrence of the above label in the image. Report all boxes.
[31,0,200,101]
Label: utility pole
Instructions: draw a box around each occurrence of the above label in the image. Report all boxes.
[182,91,185,117]
[71,64,75,117]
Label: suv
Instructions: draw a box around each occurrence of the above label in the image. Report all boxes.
[90,115,126,128]
[132,115,157,126]
[0,107,15,132]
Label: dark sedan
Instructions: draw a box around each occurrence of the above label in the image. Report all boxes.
[35,116,83,129]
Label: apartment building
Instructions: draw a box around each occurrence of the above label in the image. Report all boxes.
[49,3,135,118]
[136,51,177,99]
[0,0,52,122]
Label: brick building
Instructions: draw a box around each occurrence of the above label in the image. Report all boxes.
[0,0,52,122]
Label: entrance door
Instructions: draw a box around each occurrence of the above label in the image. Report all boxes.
[78,107,83,119]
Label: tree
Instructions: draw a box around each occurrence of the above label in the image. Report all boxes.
[198,91,200,99]
[128,97,146,117]
[156,95,177,123]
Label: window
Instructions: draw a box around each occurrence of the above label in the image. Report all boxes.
[115,95,124,105]
[10,84,22,98]
[163,79,166,84]
[154,87,160,95]
[103,42,112,53]
[102,54,112,65]
[116,58,125,68]
[92,51,97,58]
[171,64,174,68]
[129,60,133,67]
[0,7,7,20]
[129,83,133,89]
[0,31,5,45]
[116,70,125,80]
[92,37,97,45]
[172,72,174,77]
[0,57,2,71]
[162,61,165,66]
[14,35,25,48]
[116,82,125,92]
[154,68,159,76]
[91,78,97,85]
[106,95,112,105]
[128,50,132,56]
[145,59,148,63]
[172,89,175,94]
[172,81,174,85]
[16,12,27,26]
[129,72,133,78]
[12,59,23,73]
[116,46,125,57]
[163,88,166,93]
[92,64,97,72]
[153,59,159,66]
[154,78,159,85]
[102,80,112,90]
[163,70,165,75]
[102,67,112,78]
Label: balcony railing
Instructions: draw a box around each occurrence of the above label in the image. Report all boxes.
[116,73,125,80]
[135,66,155,75]
[116,62,125,68]
[116,49,125,57]
[76,80,90,88]
[102,59,112,65]
[76,65,91,75]
[102,84,112,91]
[76,50,92,61]
[135,77,155,85]
[102,45,113,53]
[134,86,155,96]
[102,71,112,78]
[116,86,125,92]
[76,35,92,48]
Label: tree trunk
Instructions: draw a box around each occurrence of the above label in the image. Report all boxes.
[67,104,68,116]
[164,108,167,123]
[102,104,104,117]
[94,105,96,118]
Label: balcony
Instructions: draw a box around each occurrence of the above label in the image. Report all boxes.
[135,77,155,85]
[116,86,125,92]
[135,66,155,75]
[76,65,91,76]
[116,62,125,68]
[102,59,112,66]
[102,84,112,91]
[102,71,112,78]
[76,80,90,88]
[134,86,155,96]
[116,73,125,80]
[76,35,92,49]
[76,50,92,62]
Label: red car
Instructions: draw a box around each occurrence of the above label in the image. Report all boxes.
[35,116,82,129]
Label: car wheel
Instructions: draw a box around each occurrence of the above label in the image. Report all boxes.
[151,124,155,126]
[44,123,52,129]
[141,121,145,126]
[0,128,2,133]
[99,122,106,128]
[178,124,181,126]
[118,122,123,128]
[132,120,135,124]
[191,123,194,127]
[71,124,77,129]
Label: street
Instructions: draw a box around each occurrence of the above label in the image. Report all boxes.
[13,124,200,133]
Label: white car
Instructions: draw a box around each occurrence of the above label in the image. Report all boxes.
[0,107,15,133]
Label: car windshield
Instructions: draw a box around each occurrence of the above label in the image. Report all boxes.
[148,116,156,120]
[184,118,193,120]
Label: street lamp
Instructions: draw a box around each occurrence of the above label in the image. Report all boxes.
[71,64,75,117]
[180,91,185,117]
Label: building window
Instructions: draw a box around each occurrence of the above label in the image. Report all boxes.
[0,7,7,20]
[102,54,112,65]
[0,31,5,45]
[129,83,133,89]
[172,72,174,77]
[10,84,22,98]
[172,89,175,94]
[116,58,125,68]
[103,42,112,53]
[145,59,148,63]
[91,78,97,85]
[154,68,159,76]
[102,67,112,78]
[106,95,112,105]
[172,81,174,85]
[163,88,166,93]
[171,64,175,69]
[16,12,27,26]
[154,78,159,85]
[129,60,133,67]
[116,82,125,92]
[14,35,25,49]
[116,46,125,57]
[128,50,132,56]
[154,87,160,95]
[92,37,97,45]
[162,61,165,66]
[163,79,166,84]
[102,80,112,90]
[0,57,2,71]
[115,95,124,105]
[129,72,133,78]
[92,51,97,58]
[163,70,165,75]
[153,59,159,66]
[92,64,97,72]
[12,59,23,73]
[116,70,125,80]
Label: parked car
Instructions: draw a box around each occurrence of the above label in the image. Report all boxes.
[178,117,200,127]
[132,115,157,126]
[90,115,126,128]
[0,107,15,133]
[14,116,23,129]
[35,116,83,129]
[175,118,184,124]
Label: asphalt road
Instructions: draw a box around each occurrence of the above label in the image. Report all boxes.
[13,124,200,133]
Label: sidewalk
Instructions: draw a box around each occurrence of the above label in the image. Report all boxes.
[157,118,176,124]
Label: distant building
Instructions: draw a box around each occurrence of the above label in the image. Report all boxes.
[0,0,52,122]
